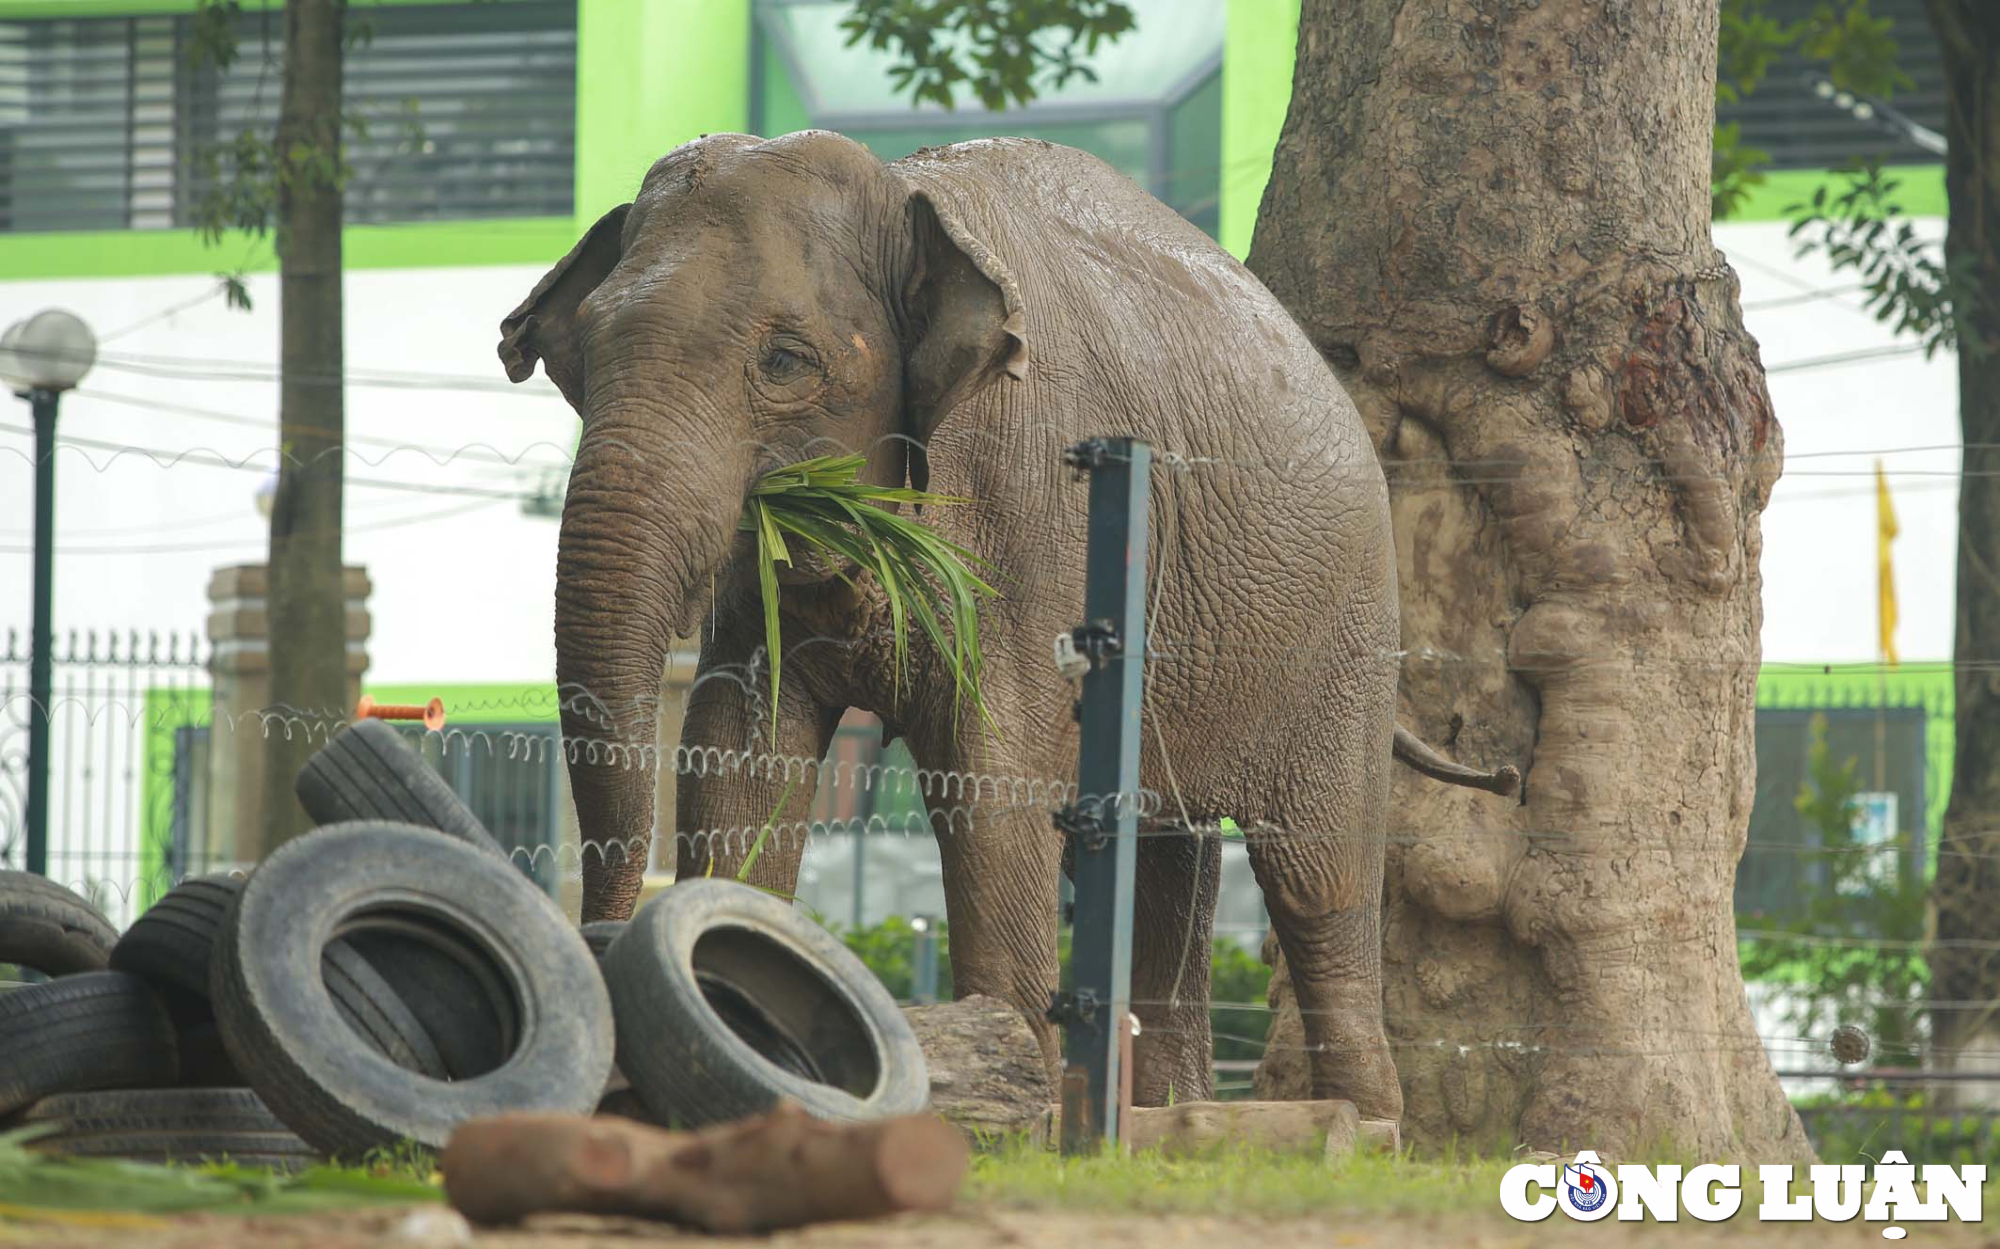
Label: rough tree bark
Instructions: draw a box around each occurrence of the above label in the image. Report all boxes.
[1245,0,1809,1159]
[257,0,348,854]
[1923,0,2000,1099]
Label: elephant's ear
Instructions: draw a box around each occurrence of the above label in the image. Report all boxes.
[898,190,1028,492]
[498,203,630,412]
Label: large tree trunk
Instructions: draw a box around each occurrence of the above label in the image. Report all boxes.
[1923,1,2000,1101]
[258,0,347,854]
[1244,0,1809,1160]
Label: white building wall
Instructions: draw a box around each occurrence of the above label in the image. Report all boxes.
[1722,217,1959,665]
[0,264,573,685]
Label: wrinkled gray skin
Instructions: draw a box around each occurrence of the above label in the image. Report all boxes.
[499,131,1515,1118]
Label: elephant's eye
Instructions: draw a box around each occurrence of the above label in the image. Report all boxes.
[760,344,817,383]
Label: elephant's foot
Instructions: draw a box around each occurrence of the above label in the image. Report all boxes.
[1130,1002,1216,1106]
[1303,1004,1403,1123]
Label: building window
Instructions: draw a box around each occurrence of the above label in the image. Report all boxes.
[751,0,1222,238]
[0,1,575,234]
[1714,0,1942,172]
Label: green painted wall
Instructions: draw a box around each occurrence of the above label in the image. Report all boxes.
[1219,0,1299,261]
[0,218,577,281]
[1724,163,1947,224]
[574,0,752,226]
[756,33,814,138]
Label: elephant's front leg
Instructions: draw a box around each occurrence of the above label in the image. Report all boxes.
[932,787,1065,1082]
[1128,827,1221,1105]
[673,650,841,895]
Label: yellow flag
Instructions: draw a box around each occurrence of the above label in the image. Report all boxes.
[1876,458,1898,667]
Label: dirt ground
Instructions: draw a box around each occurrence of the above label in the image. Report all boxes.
[3,1205,1995,1248]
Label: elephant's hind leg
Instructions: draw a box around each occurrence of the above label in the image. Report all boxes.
[1128,824,1221,1105]
[1244,782,1402,1122]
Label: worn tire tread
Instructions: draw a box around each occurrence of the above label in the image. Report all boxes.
[295,721,501,855]
[0,973,178,1116]
[0,871,119,976]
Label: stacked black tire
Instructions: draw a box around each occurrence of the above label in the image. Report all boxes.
[0,717,928,1169]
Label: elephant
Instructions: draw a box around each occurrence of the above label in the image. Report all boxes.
[498,130,1517,1119]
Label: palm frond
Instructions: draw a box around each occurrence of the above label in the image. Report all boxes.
[738,455,999,743]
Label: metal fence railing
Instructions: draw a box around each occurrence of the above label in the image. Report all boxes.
[0,627,210,927]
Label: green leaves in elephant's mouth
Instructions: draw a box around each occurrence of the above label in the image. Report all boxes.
[738,453,999,746]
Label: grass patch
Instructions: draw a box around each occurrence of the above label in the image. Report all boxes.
[964,1137,1513,1219]
[0,1126,441,1221]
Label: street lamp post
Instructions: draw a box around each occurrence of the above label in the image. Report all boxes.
[0,310,97,878]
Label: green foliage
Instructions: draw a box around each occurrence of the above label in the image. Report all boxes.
[1715,3,1979,360]
[840,0,1135,110]
[0,1126,442,1216]
[841,914,955,1000]
[1713,0,1910,222]
[1794,1087,2000,1167]
[1787,163,1980,359]
[741,455,999,743]
[1793,0,1910,99]
[1739,714,1929,1058]
[1712,121,1772,221]
[1208,937,1272,1066]
[183,1,421,257]
[219,272,254,313]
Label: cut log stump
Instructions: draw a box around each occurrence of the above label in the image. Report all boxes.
[441,1104,967,1233]
[902,994,1054,1146]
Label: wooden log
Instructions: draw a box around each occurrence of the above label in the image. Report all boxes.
[902,994,1054,1145]
[1358,1117,1401,1154]
[441,1104,968,1233]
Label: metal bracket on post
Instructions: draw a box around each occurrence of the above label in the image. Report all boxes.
[1053,435,1150,1155]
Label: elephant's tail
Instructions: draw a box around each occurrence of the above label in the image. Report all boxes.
[1392,725,1520,797]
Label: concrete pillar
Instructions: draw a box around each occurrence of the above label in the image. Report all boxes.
[204,563,371,869]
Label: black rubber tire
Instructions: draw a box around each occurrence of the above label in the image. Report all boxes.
[580,921,625,961]
[0,972,179,1117]
[342,916,515,1080]
[321,940,451,1081]
[0,871,118,976]
[173,1017,245,1088]
[210,821,613,1157]
[294,719,503,856]
[21,1090,322,1170]
[109,875,245,1008]
[32,1138,320,1172]
[111,875,449,1083]
[601,879,929,1128]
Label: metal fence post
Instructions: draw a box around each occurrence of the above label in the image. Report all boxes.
[1051,436,1150,1154]
[911,913,940,1005]
[25,388,59,878]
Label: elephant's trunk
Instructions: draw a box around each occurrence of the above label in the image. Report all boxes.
[555,418,741,922]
